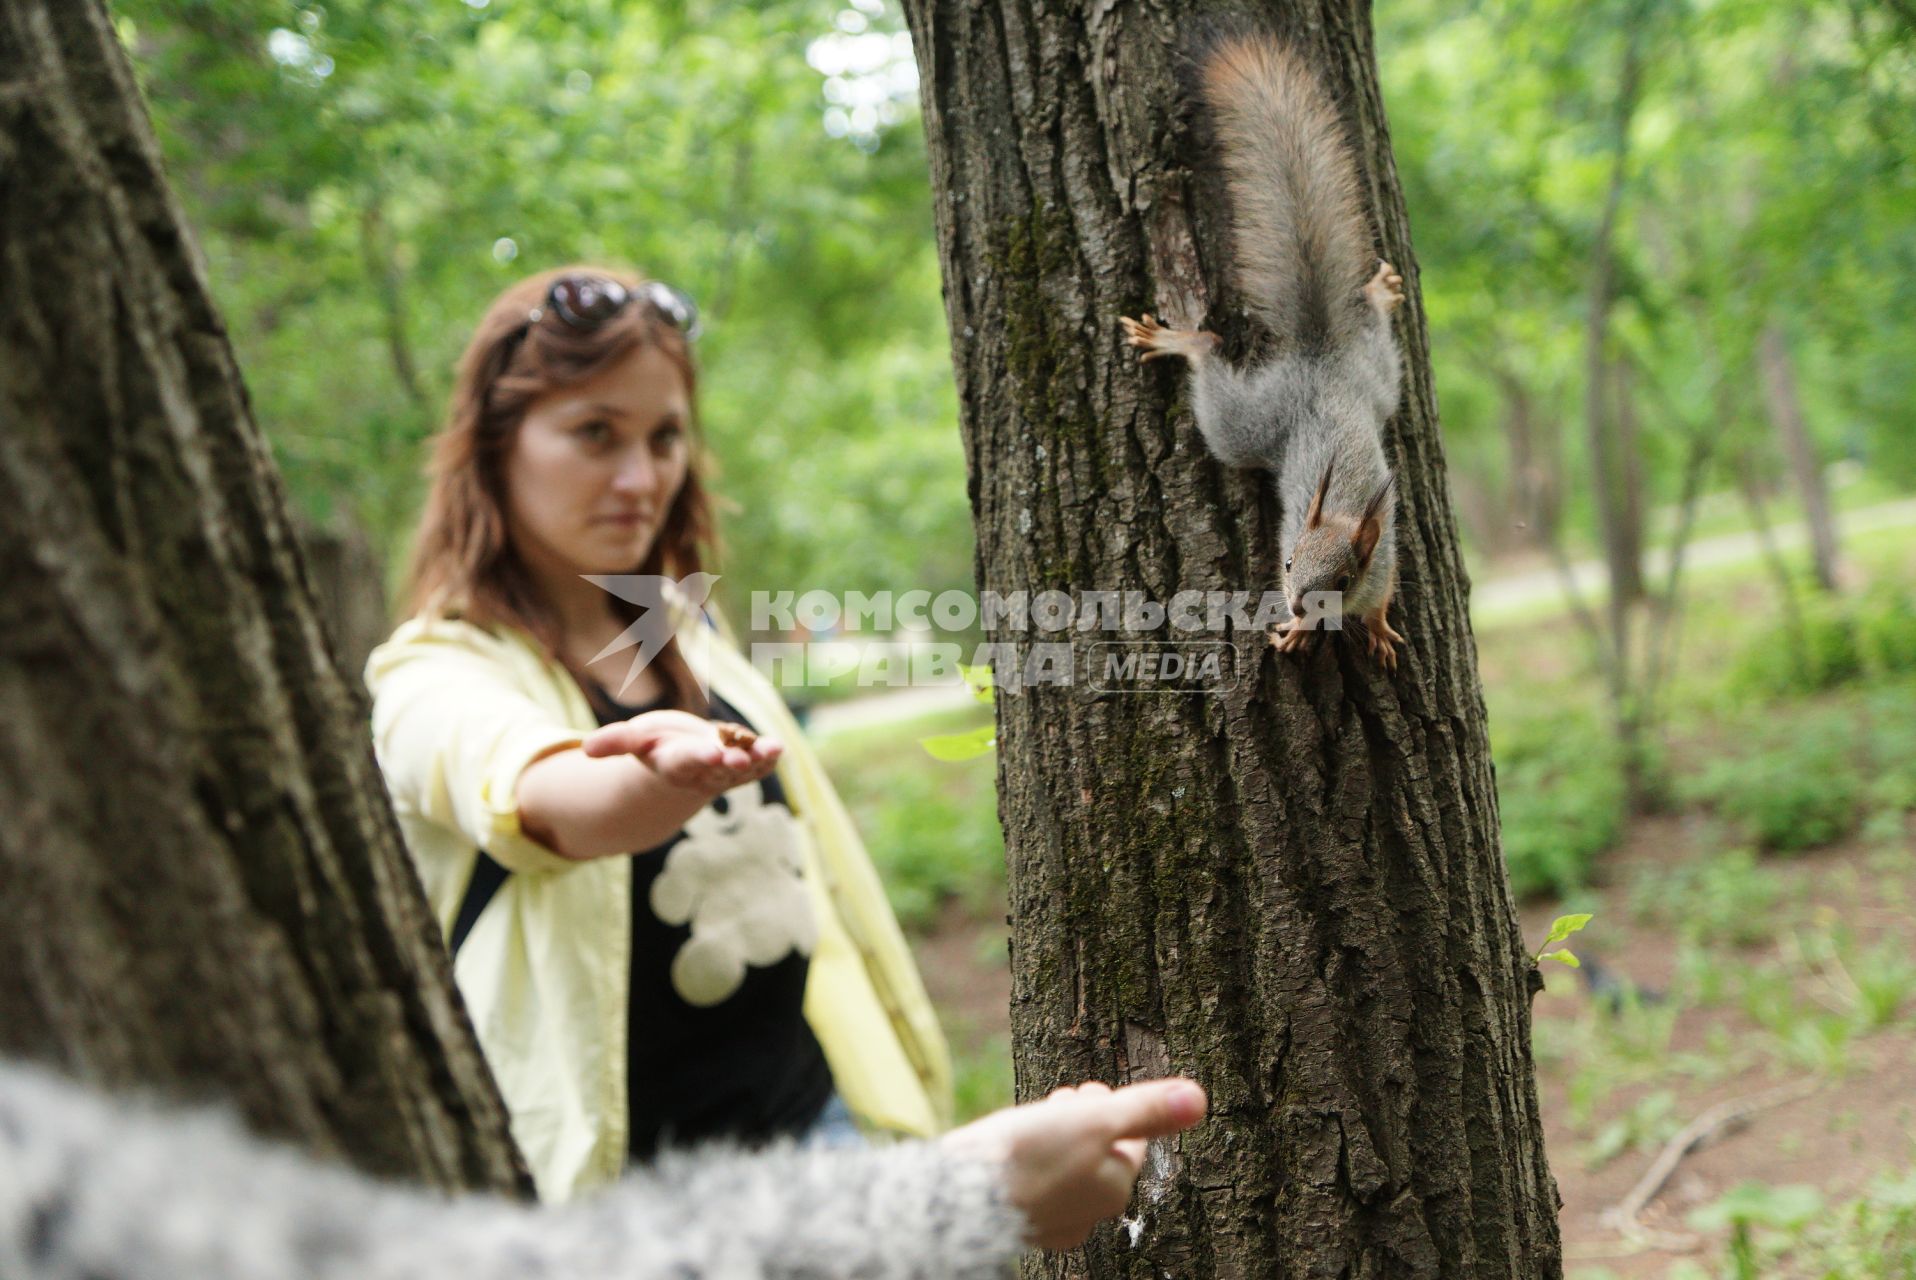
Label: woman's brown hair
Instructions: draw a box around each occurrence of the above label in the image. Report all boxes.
[403,264,715,711]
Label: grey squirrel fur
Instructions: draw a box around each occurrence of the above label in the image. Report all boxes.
[1120,34,1407,668]
[0,1057,1023,1280]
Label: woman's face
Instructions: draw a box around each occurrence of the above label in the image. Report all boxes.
[503,342,692,584]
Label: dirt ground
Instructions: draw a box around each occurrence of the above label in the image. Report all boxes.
[914,819,1916,1276]
[1528,820,1916,1277]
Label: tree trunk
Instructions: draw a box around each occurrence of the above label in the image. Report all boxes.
[902,3,1561,1277]
[1738,455,1812,684]
[1757,321,1840,592]
[298,512,396,687]
[1583,31,1645,616]
[0,0,527,1195]
[1610,356,1646,608]
[1496,372,1561,551]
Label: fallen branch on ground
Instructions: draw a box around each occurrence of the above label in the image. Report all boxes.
[1591,1076,1822,1253]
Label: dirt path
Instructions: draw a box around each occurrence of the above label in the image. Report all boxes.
[1472,496,1916,622]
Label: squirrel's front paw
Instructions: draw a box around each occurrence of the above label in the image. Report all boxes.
[1120,313,1219,364]
[1363,261,1404,317]
[1270,623,1316,656]
[1361,613,1406,672]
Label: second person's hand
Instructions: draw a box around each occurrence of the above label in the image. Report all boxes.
[942,1077,1207,1251]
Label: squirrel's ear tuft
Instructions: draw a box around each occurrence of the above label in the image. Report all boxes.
[1360,473,1397,524]
[1305,461,1335,529]
[1352,474,1395,564]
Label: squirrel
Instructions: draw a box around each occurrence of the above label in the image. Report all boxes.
[1119,34,1407,670]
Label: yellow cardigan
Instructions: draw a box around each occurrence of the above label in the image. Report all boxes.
[364,611,953,1201]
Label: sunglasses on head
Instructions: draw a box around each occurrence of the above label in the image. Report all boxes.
[525,274,702,339]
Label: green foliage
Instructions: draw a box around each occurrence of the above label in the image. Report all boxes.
[1739,968,1857,1073]
[1538,989,1685,1130]
[842,761,1002,927]
[1495,713,1626,898]
[1630,848,1784,948]
[816,708,1003,930]
[950,1031,1014,1122]
[1730,584,1916,697]
[1680,722,1863,854]
[1693,1180,1824,1226]
[1693,1183,1828,1280]
[124,0,1916,626]
[1856,583,1916,676]
[918,665,996,760]
[118,0,974,609]
[1534,911,1593,967]
[1380,0,1916,563]
[1691,1177,1916,1280]
[918,723,995,762]
[1850,938,1916,1030]
[1580,1088,1677,1171]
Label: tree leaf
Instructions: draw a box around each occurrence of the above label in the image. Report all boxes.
[1543,912,1594,947]
[1539,949,1580,968]
[919,723,996,761]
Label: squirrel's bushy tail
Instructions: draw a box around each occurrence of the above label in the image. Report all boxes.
[1199,36,1373,354]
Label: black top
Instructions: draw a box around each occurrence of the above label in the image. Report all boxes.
[583,682,835,1160]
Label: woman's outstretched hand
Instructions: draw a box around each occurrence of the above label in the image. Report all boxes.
[942,1077,1208,1251]
[581,710,782,796]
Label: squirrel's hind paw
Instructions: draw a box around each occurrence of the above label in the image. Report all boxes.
[1120,313,1218,364]
[1363,261,1405,317]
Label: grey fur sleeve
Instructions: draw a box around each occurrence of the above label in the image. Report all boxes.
[0,1061,1024,1280]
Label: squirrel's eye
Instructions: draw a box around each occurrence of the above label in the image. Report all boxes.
[1335,575,1351,592]
[1284,557,1293,574]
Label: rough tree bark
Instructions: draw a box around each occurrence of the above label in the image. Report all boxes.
[902,3,1561,1277]
[0,0,527,1194]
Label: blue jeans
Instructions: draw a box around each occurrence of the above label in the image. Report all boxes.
[796,1093,865,1150]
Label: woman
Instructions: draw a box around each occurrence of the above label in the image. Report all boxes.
[366,266,950,1200]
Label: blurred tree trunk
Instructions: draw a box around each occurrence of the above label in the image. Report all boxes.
[0,0,527,1195]
[1610,357,1646,593]
[1500,376,1550,549]
[1605,357,1655,808]
[902,2,1561,1277]
[1757,322,1840,592]
[1737,454,1813,678]
[299,513,394,685]
[1583,30,1646,617]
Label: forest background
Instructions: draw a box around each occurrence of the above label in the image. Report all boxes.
[119,0,1914,1274]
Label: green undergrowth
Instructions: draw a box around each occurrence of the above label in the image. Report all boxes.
[1495,708,1627,898]
[1621,1171,1916,1280]
[1726,580,1916,698]
[1485,536,1916,897]
[1679,684,1916,855]
[951,1029,1014,1121]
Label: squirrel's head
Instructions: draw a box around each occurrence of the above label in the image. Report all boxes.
[1283,464,1395,624]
